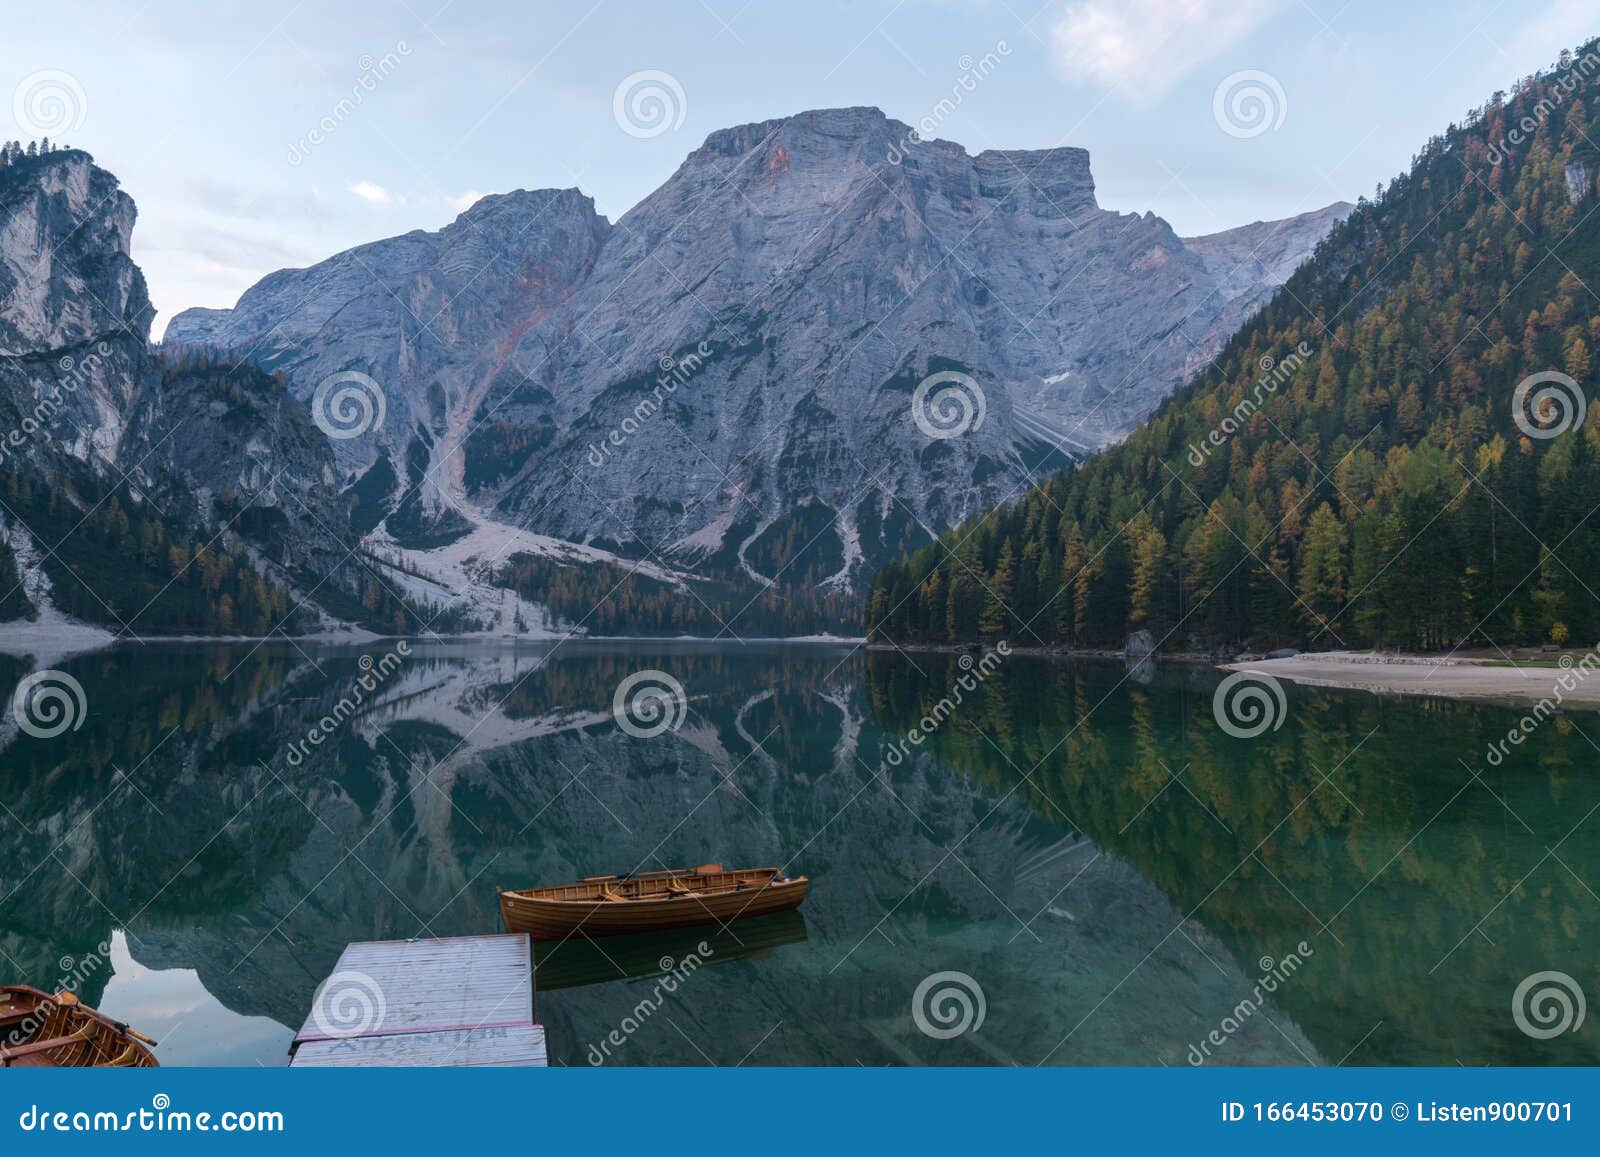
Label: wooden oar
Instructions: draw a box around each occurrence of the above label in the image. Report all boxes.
[55,994,160,1049]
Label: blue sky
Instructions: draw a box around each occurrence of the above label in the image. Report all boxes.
[3,0,1593,335]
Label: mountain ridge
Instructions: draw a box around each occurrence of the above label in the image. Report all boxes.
[0,110,1349,641]
[165,105,1348,603]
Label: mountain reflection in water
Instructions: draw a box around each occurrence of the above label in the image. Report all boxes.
[0,641,1594,1065]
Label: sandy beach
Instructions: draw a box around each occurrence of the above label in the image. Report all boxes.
[1223,650,1600,709]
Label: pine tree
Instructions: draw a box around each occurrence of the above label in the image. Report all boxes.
[978,542,1016,637]
[1127,513,1171,631]
[1297,503,1349,634]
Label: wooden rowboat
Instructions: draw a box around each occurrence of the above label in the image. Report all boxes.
[500,863,808,940]
[0,986,159,1067]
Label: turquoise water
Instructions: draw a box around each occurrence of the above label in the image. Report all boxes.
[0,641,1595,1065]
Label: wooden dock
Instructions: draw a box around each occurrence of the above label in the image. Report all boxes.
[289,933,547,1067]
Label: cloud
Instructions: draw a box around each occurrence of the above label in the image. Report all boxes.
[347,180,397,205]
[183,177,333,224]
[1050,0,1283,104]
[446,189,486,211]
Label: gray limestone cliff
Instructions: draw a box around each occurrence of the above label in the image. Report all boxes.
[167,108,1348,589]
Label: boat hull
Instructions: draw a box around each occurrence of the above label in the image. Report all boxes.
[1,986,158,1068]
[502,877,809,940]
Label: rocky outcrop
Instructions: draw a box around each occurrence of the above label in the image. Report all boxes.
[1564,160,1591,204]
[1125,628,1157,658]
[0,149,153,474]
[0,150,384,634]
[167,108,1348,589]
[164,188,611,535]
[120,356,357,620]
[1181,202,1352,302]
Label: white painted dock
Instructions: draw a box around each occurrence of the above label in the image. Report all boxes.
[290,933,546,1067]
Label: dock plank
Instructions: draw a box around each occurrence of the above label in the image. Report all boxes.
[292,1024,547,1068]
[291,933,543,1067]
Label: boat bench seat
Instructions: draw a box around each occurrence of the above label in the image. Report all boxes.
[0,1020,98,1066]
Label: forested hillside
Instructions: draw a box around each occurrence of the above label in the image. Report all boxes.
[496,552,860,637]
[870,41,1600,653]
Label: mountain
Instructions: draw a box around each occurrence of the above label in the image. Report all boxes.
[0,146,428,637]
[167,107,1347,599]
[868,42,1600,653]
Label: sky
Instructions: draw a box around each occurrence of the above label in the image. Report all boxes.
[3,0,1595,337]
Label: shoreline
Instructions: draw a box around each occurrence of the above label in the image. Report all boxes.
[866,640,1220,664]
[9,620,1589,710]
[0,621,867,662]
[1221,650,1600,709]
[868,641,1600,710]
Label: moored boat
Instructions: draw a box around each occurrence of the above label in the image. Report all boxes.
[0,986,159,1067]
[500,863,808,940]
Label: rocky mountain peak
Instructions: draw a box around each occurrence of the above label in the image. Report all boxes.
[0,148,151,352]
[159,110,1350,601]
[451,185,602,231]
[685,106,1099,213]
[693,105,898,159]
[969,145,1097,214]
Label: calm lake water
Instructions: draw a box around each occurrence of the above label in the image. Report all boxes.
[1,640,1596,1066]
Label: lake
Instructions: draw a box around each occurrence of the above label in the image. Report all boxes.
[1,640,1595,1066]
